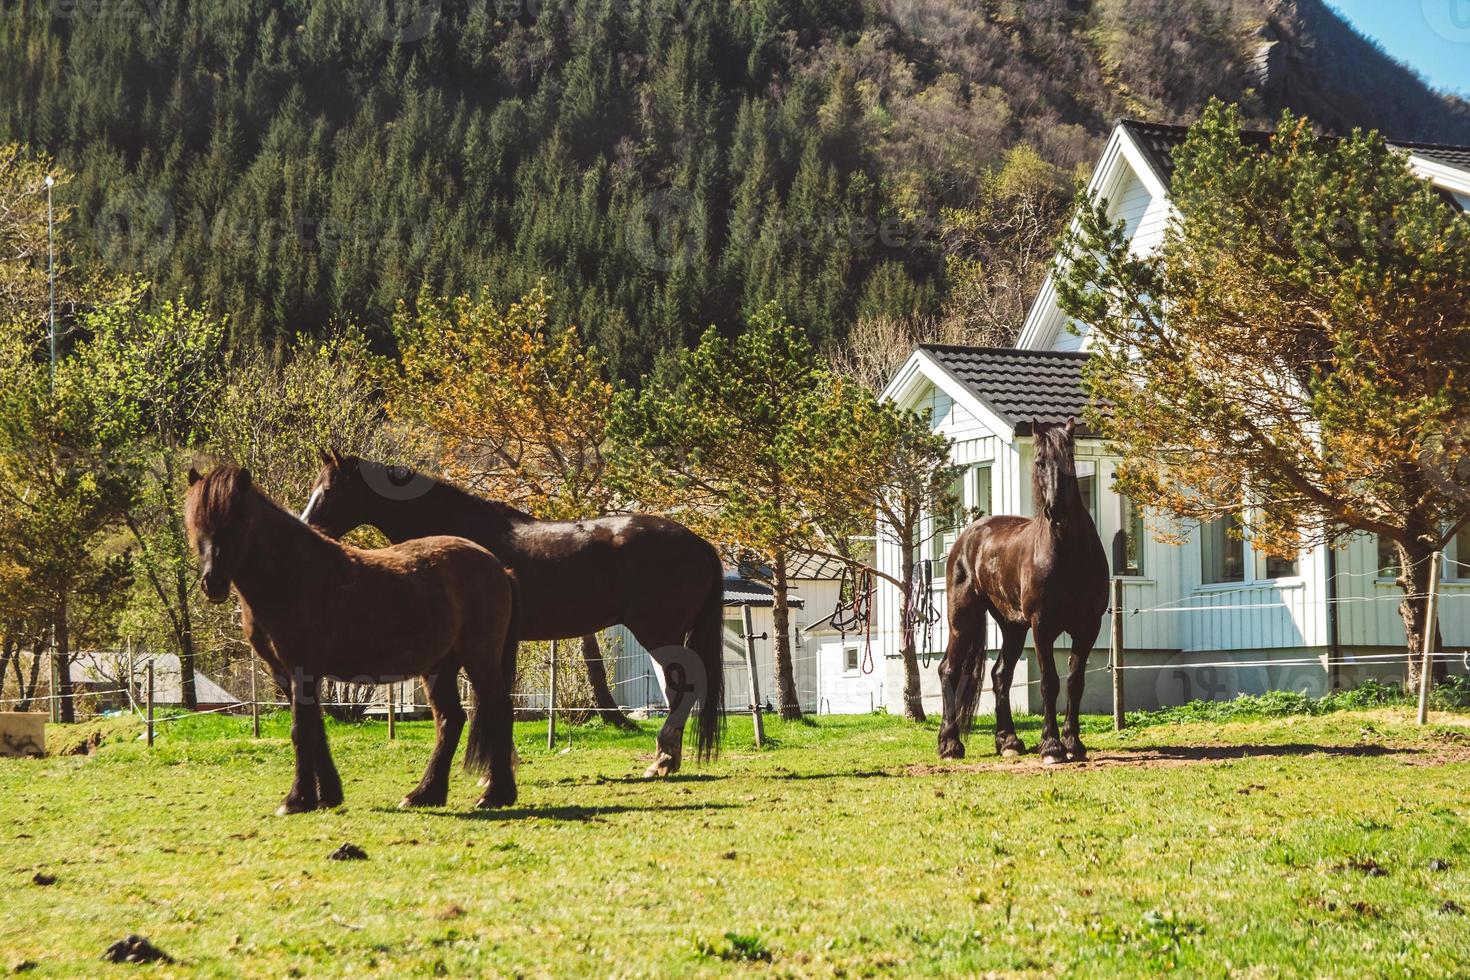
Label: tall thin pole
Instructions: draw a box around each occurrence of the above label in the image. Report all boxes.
[741,605,765,749]
[45,175,56,388]
[387,682,396,740]
[1111,578,1126,731]
[146,659,155,747]
[250,660,260,739]
[546,640,558,750]
[1416,551,1443,726]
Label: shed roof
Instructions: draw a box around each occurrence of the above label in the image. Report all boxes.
[918,344,1101,437]
[67,652,240,706]
[721,570,804,609]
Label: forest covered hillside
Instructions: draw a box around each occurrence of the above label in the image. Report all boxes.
[4,0,1468,378]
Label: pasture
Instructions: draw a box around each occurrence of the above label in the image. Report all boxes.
[5,709,1470,976]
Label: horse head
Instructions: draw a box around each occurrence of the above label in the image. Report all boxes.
[185,465,256,603]
[1032,417,1079,528]
[302,450,436,539]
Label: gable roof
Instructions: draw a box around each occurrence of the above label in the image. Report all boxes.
[67,651,240,706]
[1119,119,1470,208]
[917,344,1101,437]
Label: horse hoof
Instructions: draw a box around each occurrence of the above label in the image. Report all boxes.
[1041,754,1066,766]
[1001,748,1021,759]
[643,753,679,778]
[937,740,965,760]
[276,800,317,816]
[399,793,446,809]
[478,775,491,789]
[477,788,517,810]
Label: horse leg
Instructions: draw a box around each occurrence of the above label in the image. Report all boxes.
[400,667,466,808]
[473,660,518,810]
[1062,620,1102,762]
[1034,629,1066,766]
[279,670,324,815]
[641,642,696,777]
[993,624,1028,757]
[937,598,987,760]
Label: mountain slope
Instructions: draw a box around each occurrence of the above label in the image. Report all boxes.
[1,0,1463,376]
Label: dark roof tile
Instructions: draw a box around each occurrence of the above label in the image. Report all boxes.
[918,345,1104,437]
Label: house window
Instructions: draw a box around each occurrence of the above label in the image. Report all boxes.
[1075,461,1102,527]
[929,465,990,565]
[1452,525,1470,581]
[1119,494,1146,577]
[972,465,992,523]
[844,645,859,673]
[1201,514,1245,585]
[1264,552,1299,579]
[1377,535,1400,579]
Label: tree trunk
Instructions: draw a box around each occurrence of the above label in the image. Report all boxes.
[581,633,636,730]
[55,595,74,724]
[20,635,45,712]
[898,543,926,722]
[174,558,198,711]
[1396,538,1447,692]
[0,636,13,705]
[771,552,803,720]
[167,455,198,711]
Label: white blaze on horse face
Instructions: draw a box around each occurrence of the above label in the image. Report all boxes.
[300,487,323,524]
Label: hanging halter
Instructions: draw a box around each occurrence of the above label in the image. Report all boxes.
[832,566,876,675]
[905,558,941,669]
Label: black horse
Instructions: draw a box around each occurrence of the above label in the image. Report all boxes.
[936,419,1110,763]
[301,453,725,777]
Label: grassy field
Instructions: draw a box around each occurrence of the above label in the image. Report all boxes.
[4,707,1470,977]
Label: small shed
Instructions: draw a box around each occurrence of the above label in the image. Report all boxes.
[67,652,240,713]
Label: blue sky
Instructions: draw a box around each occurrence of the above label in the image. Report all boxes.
[1329,1,1470,97]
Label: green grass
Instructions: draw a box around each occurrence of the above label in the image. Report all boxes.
[5,708,1470,976]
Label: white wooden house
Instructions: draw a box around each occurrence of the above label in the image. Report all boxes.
[877,120,1470,716]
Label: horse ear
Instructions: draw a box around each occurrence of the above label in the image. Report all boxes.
[329,446,344,467]
[188,467,202,486]
[238,468,252,489]
[1064,417,1076,437]
[319,447,334,467]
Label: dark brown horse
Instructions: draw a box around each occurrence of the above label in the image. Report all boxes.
[300,453,725,777]
[185,465,520,813]
[937,419,1110,764]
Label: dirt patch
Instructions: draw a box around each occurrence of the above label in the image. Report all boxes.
[901,741,1470,776]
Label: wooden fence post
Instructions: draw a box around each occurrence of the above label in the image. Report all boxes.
[547,640,558,751]
[387,682,397,741]
[250,661,260,739]
[1416,551,1443,726]
[741,604,765,749]
[146,659,155,747]
[1111,577,1126,731]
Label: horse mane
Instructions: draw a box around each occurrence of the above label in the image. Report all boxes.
[189,465,256,536]
[347,456,537,524]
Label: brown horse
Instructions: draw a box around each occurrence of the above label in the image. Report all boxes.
[937,419,1110,764]
[300,453,725,777]
[185,465,520,814]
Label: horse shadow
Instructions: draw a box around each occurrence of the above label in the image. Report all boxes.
[377,801,742,822]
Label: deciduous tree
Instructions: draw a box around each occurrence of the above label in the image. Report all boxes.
[1056,102,1470,686]
[613,306,877,720]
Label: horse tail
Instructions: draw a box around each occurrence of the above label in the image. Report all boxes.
[949,548,988,734]
[690,545,725,762]
[466,565,518,776]
[956,607,987,734]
